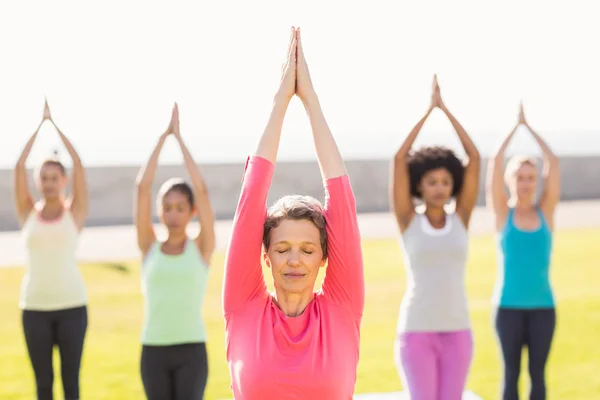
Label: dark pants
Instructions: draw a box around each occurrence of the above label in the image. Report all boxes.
[22,306,88,400]
[495,308,556,400]
[141,343,209,400]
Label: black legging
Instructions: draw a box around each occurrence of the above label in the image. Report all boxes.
[141,342,209,400]
[495,308,556,400]
[22,306,88,400]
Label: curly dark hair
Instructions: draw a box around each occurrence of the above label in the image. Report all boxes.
[407,146,465,198]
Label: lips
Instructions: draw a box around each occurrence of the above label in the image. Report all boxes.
[284,273,306,279]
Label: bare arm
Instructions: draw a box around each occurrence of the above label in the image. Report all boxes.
[391,108,433,232]
[13,122,43,225]
[296,29,345,179]
[254,28,297,163]
[255,97,291,162]
[440,103,481,227]
[486,124,517,228]
[174,130,216,265]
[302,96,346,179]
[135,131,169,257]
[296,28,345,179]
[52,121,88,231]
[526,123,560,226]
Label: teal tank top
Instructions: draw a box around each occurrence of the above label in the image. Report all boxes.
[141,240,209,345]
[493,208,554,308]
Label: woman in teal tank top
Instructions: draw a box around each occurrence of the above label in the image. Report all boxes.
[486,103,560,400]
[134,104,215,400]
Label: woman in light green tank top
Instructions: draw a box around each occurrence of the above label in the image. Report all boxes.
[134,104,215,400]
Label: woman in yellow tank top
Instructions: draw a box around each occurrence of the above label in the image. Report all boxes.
[13,100,89,400]
[134,103,216,400]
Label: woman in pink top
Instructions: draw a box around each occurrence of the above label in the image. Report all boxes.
[222,27,365,399]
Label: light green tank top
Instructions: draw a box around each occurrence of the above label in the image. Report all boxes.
[141,240,209,345]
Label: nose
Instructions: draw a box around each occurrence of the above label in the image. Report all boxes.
[287,253,302,267]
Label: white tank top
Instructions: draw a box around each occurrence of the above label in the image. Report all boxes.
[19,209,87,311]
[396,212,471,332]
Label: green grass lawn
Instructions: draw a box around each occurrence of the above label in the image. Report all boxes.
[1,229,599,399]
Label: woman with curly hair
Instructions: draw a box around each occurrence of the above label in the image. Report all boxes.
[390,75,481,399]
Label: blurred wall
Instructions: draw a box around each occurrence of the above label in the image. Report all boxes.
[1,156,599,231]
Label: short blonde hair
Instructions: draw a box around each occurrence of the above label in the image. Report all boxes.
[504,155,537,182]
[263,195,328,259]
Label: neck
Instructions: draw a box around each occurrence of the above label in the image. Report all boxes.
[272,288,314,317]
[41,197,65,210]
[166,231,188,245]
[424,206,446,221]
[511,197,535,210]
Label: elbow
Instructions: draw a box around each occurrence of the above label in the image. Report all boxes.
[15,159,26,170]
[205,241,216,259]
[394,148,407,162]
[136,180,151,193]
[469,149,481,163]
[196,185,209,198]
[71,154,83,167]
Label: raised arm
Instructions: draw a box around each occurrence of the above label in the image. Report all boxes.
[13,121,43,226]
[46,102,88,231]
[222,28,297,316]
[436,77,481,228]
[135,108,173,257]
[171,105,216,265]
[486,123,517,228]
[391,108,433,232]
[295,28,364,315]
[521,104,560,226]
[296,29,344,180]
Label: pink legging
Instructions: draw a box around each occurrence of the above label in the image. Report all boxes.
[395,330,473,400]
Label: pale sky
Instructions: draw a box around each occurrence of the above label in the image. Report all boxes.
[0,0,598,167]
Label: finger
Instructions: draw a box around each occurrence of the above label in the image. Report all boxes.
[288,38,297,66]
[296,27,303,61]
[43,97,50,116]
[171,103,178,120]
[285,26,295,60]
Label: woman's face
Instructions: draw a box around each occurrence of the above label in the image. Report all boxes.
[36,163,67,200]
[508,162,538,201]
[158,190,195,233]
[263,218,326,297]
[419,168,454,208]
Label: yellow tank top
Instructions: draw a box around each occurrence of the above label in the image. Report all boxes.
[19,209,87,310]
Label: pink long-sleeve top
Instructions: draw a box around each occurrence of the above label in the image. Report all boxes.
[222,156,365,400]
